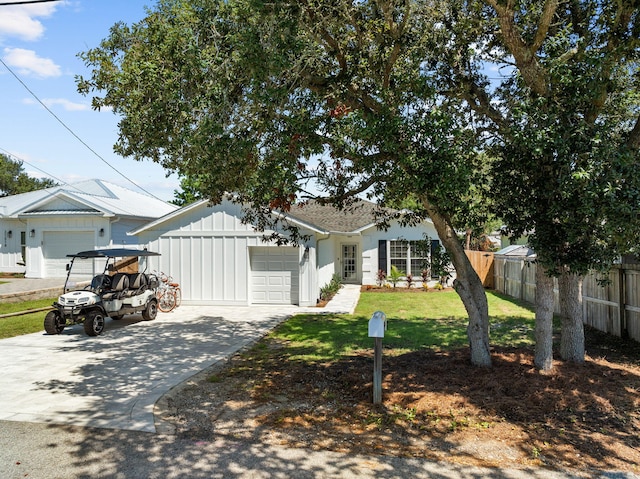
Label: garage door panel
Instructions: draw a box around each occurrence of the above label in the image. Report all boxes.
[252,260,267,271]
[268,276,285,287]
[251,247,299,305]
[43,231,95,278]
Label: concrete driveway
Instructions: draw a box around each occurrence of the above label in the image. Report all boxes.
[0,305,303,432]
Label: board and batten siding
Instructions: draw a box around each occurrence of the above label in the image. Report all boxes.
[137,200,316,306]
[0,219,24,273]
[148,234,255,305]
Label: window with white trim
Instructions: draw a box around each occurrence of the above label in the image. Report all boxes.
[389,241,408,273]
[388,240,430,276]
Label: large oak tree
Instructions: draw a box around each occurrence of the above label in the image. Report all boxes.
[432,0,640,368]
[78,0,494,366]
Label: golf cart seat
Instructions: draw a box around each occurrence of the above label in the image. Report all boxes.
[123,273,148,297]
[102,273,129,300]
[90,274,111,294]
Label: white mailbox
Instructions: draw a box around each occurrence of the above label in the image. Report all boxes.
[368,311,387,338]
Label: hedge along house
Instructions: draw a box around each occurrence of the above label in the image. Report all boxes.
[0,180,178,278]
[128,197,442,306]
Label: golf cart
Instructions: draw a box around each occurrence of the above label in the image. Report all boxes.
[44,248,160,336]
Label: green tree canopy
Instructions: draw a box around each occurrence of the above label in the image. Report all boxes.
[0,153,57,196]
[430,0,640,366]
[78,0,494,366]
[171,174,205,206]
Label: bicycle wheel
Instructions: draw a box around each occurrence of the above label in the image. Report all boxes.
[157,291,176,312]
[173,287,182,308]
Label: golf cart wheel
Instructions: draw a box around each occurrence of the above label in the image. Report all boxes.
[157,292,176,312]
[142,299,158,321]
[44,310,65,335]
[84,311,106,336]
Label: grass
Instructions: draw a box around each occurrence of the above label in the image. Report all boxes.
[0,297,56,339]
[0,290,539,346]
[269,290,537,361]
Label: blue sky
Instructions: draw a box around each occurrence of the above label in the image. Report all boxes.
[0,0,180,202]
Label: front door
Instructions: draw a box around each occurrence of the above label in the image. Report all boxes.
[341,244,358,283]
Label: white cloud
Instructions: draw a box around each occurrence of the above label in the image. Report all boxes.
[3,47,61,78]
[0,4,58,42]
[23,97,89,111]
[43,98,89,111]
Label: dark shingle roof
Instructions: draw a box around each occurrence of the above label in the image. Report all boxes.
[287,199,388,233]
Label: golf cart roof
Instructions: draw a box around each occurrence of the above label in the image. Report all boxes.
[67,248,160,259]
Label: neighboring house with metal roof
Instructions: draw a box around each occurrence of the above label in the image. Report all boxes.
[129,197,441,306]
[0,179,178,278]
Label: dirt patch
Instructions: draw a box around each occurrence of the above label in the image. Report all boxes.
[161,326,640,476]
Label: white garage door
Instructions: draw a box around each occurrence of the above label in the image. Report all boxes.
[43,231,95,278]
[250,247,299,305]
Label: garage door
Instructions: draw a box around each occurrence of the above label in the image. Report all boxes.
[250,247,299,305]
[43,231,95,277]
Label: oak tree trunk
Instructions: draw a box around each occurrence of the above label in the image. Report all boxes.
[422,199,492,367]
[534,263,555,371]
[558,269,585,363]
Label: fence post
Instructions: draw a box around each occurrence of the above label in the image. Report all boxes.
[619,267,628,339]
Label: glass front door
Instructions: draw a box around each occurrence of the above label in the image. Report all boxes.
[342,244,357,282]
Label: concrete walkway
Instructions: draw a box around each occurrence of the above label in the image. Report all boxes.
[0,277,69,302]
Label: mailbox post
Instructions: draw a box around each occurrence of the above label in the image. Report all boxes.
[368,311,386,405]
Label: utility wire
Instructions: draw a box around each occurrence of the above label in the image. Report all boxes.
[0,146,169,216]
[0,57,164,201]
[0,0,61,5]
[0,146,67,186]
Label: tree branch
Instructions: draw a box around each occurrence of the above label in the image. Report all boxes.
[532,0,558,52]
[381,0,410,89]
[483,0,556,96]
[627,113,640,150]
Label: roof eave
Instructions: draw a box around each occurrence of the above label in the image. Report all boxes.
[127,199,209,236]
[275,211,327,234]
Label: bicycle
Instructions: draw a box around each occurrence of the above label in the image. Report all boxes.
[152,271,181,312]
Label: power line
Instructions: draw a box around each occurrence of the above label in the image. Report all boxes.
[0,0,61,5]
[0,146,67,186]
[0,146,169,216]
[0,57,164,202]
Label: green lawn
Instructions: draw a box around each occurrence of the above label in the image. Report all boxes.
[270,290,537,361]
[0,297,56,339]
[0,290,537,349]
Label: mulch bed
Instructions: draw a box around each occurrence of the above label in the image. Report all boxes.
[166,325,640,475]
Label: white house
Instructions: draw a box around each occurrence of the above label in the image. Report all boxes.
[129,198,441,306]
[0,179,178,278]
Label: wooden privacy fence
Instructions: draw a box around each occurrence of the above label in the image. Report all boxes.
[494,257,640,342]
[465,250,495,288]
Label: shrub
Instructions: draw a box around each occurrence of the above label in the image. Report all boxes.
[320,273,342,301]
[388,265,404,288]
[406,273,414,288]
[376,269,387,287]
